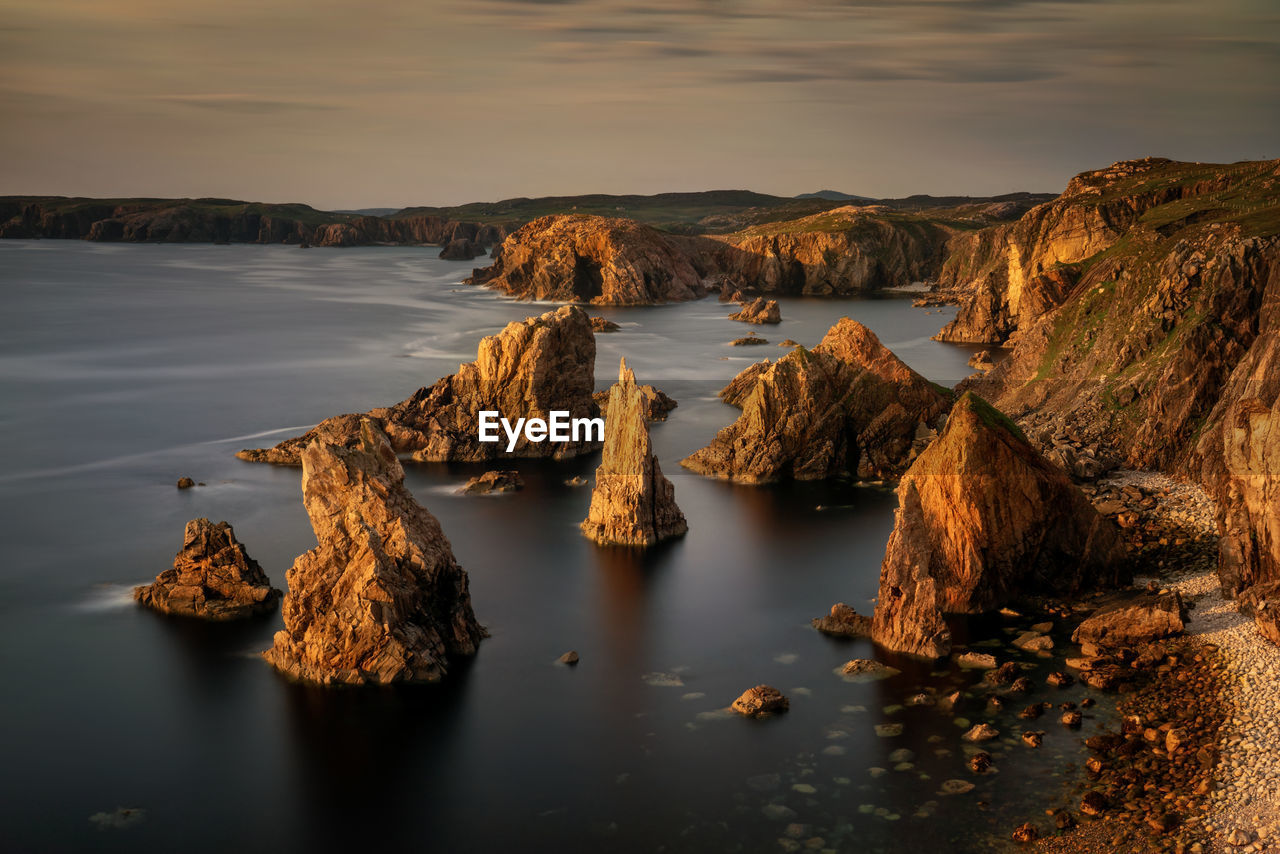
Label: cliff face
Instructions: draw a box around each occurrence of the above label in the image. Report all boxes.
[871,393,1126,659]
[716,207,955,296]
[239,305,599,464]
[581,360,687,546]
[0,198,507,247]
[263,420,485,685]
[134,518,281,620]
[942,158,1280,598]
[467,214,712,304]
[681,318,951,483]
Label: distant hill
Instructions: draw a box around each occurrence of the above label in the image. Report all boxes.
[333,207,400,217]
[795,190,874,202]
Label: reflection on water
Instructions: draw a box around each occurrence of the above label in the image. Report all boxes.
[0,242,1105,853]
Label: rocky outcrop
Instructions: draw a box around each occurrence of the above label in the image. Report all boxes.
[467,215,712,304]
[1239,582,1280,646]
[682,318,951,483]
[731,685,789,717]
[589,316,621,333]
[439,238,485,260]
[239,305,599,464]
[1071,592,1184,648]
[870,393,1126,659]
[938,158,1280,600]
[263,420,485,685]
[135,518,281,620]
[730,335,769,346]
[458,470,523,494]
[729,297,781,324]
[715,206,955,296]
[581,360,687,546]
[811,603,872,638]
[594,383,676,421]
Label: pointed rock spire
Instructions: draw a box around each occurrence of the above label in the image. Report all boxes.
[581,359,688,546]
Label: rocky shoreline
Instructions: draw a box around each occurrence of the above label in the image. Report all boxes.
[1025,471,1280,853]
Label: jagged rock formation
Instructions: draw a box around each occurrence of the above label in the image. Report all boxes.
[589,316,621,333]
[811,603,872,638]
[239,305,599,464]
[730,335,769,346]
[263,420,485,685]
[682,318,951,483]
[870,393,1126,659]
[594,384,676,421]
[581,360,687,546]
[467,215,712,304]
[135,518,281,620]
[1239,582,1280,646]
[729,297,781,324]
[935,158,1280,601]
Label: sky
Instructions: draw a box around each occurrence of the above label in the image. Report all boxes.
[1,0,1277,209]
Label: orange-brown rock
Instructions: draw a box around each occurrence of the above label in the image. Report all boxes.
[935,158,1280,597]
[731,685,789,717]
[729,297,781,324]
[263,420,485,685]
[468,215,710,304]
[811,603,872,638]
[238,305,599,464]
[871,393,1126,659]
[594,383,676,421]
[1071,592,1184,648]
[581,360,687,546]
[135,518,281,620]
[682,318,951,483]
[589,316,621,333]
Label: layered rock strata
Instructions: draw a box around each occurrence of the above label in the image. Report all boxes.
[581,360,687,546]
[728,297,781,324]
[263,420,485,685]
[135,518,281,620]
[682,318,951,482]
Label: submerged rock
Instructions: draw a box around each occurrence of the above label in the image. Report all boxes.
[176,477,195,489]
[1072,591,1184,648]
[581,359,687,546]
[683,318,951,483]
[135,518,281,620]
[811,603,872,638]
[729,297,782,324]
[263,420,485,685]
[239,305,599,464]
[457,470,524,495]
[871,392,1126,659]
[731,685,789,718]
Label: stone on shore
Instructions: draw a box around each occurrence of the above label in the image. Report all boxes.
[581,359,687,546]
[135,518,281,621]
[732,685,790,717]
[1071,591,1184,648]
[871,392,1126,659]
[263,420,485,685]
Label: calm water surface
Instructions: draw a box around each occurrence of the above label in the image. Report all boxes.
[0,242,1107,853]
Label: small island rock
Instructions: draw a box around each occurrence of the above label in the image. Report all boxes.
[134,518,281,620]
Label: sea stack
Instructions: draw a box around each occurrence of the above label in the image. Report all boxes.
[581,359,688,546]
[263,419,485,685]
[238,305,599,464]
[871,393,1126,659]
[682,318,951,483]
[134,518,281,620]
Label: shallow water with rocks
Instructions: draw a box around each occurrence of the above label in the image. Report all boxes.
[2,241,1117,853]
